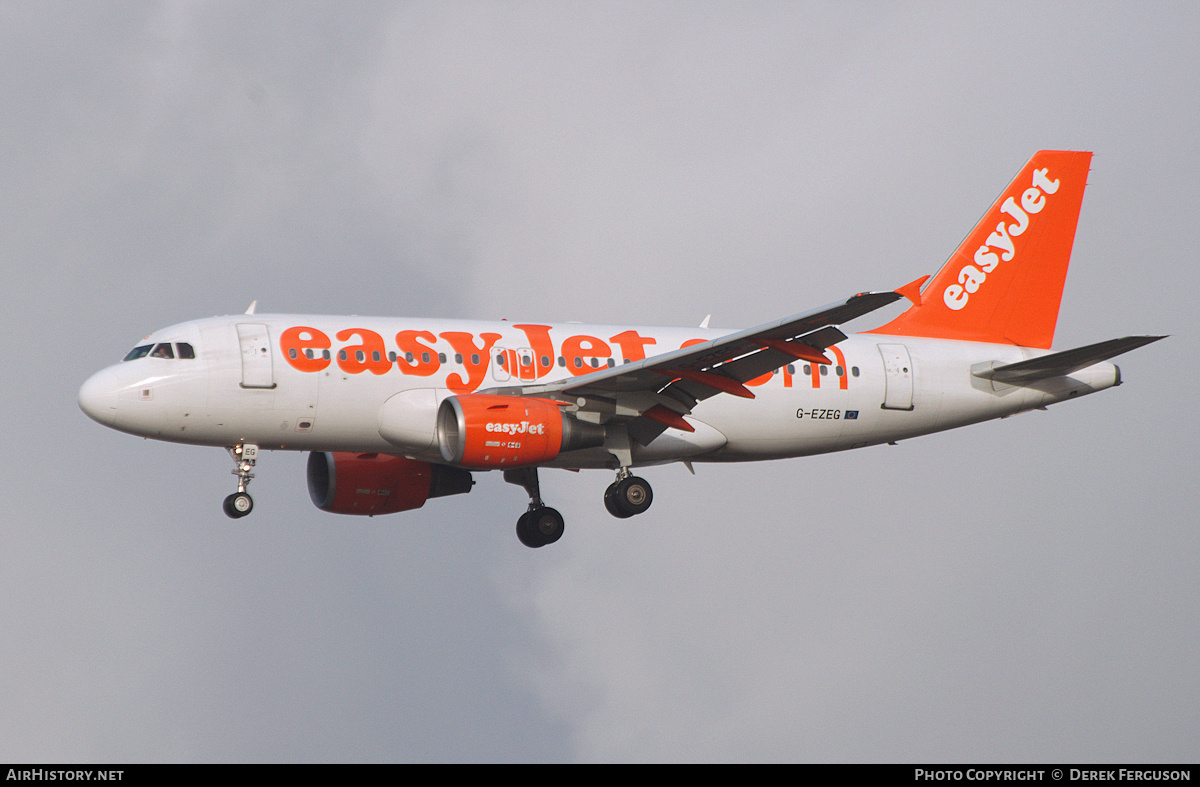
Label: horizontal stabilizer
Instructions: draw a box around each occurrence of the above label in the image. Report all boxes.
[974,336,1165,384]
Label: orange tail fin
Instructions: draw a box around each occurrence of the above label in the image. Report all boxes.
[869,150,1092,349]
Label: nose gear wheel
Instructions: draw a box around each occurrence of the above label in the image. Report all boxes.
[223,443,258,519]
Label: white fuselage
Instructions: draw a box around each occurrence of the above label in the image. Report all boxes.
[78,314,1120,468]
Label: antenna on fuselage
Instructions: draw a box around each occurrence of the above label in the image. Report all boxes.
[245,300,257,315]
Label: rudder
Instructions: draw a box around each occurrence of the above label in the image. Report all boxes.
[869,150,1092,349]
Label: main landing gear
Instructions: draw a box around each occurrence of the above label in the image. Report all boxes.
[222,443,257,519]
[504,467,564,548]
[505,466,655,548]
[604,470,653,519]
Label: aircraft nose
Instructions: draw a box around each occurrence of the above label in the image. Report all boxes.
[78,367,120,426]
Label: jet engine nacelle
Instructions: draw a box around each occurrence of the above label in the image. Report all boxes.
[307,451,473,516]
[437,394,605,469]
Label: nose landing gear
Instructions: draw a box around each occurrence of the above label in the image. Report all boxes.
[223,443,257,519]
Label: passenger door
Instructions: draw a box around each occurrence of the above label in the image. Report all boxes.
[237,323,276,389]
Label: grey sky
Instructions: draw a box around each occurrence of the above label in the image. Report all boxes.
[1,2,1195,762]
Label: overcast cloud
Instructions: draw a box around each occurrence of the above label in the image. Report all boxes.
[1,1,1195,762]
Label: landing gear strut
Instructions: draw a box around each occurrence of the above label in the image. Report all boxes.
[604,469,653,519]
[501,465,654,545]
[504,467,564,548]
[223,443,257,519]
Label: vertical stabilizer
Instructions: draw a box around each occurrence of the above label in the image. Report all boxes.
[869,150,1092,349]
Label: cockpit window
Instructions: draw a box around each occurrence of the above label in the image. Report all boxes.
[123,341,196,361]
[123,344,153,361]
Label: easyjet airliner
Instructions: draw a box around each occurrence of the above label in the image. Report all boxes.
[79,151,1162,547]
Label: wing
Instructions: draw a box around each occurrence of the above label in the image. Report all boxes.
[486,290,903,446]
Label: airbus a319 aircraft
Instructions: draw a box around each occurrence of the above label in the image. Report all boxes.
[79,151,1162,547]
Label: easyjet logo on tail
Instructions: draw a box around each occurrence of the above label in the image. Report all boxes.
[942,167,1060,311]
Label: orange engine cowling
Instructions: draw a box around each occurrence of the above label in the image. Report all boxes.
[437,394,604,469]
[307,452,473,516]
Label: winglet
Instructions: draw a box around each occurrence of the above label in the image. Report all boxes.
[895,276,929,308]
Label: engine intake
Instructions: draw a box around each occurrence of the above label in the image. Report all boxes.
[437,394,604,469]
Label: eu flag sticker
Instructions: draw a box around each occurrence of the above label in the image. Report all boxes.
[845,410,859,420]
